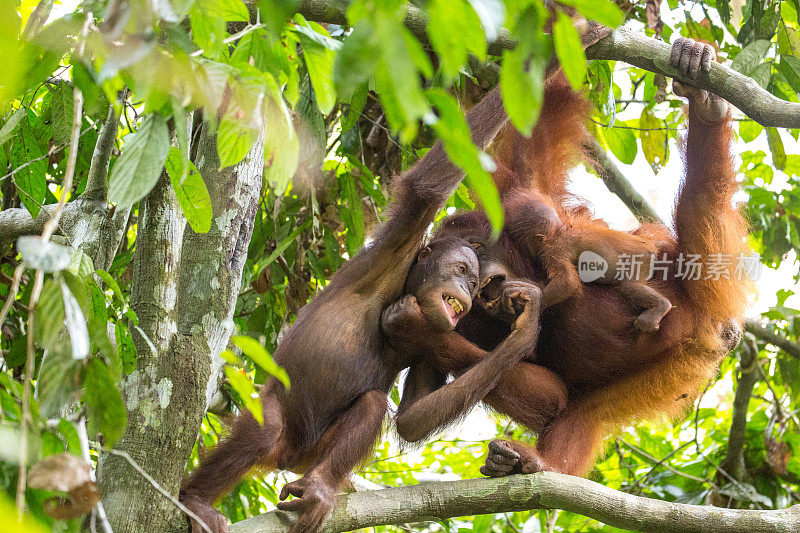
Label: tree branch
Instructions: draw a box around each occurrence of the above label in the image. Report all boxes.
[583,137,664,223]
[229,473,800,533]
[745,320,800,360]
[720,336,759,482]
[288,0,800,128]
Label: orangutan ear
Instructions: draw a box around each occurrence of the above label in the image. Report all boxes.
[417,246,431,261]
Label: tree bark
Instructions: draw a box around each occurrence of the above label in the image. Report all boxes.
[98,122,264,532]
[230,472,800,533]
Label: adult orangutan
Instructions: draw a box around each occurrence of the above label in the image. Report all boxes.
[386,37,751,479]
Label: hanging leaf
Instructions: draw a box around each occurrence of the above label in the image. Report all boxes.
[0,107,25,145]
[224,366,263,424]
[766,127,786,170]
[232,335,290,388]
[17,237,73,272]
[426,89,503,237]
[84,358,127,446]
[165,147,213,233]
[61,281,90,360]
[51,81,74,147]
[108,113,170,207]
[639,108,668,173]
[35,279,65,350]
[264,99,299,193]
[297,29,337,114]
[553,11,587,91]
[427,0,486,81]
[11,117,47,217]
[603,126,637,165]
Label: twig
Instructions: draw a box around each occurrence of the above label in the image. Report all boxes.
[16,11,93,518]
[89,444,213,533]
[75,418,113,533]
[16,269,42,518]
[0,264,23,326]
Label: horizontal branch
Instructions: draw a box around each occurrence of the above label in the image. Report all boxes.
[290,0,800,129]
[229,472,800,533]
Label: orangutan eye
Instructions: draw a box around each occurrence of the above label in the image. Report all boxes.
[459,264,467,275]
[471,242,483,250]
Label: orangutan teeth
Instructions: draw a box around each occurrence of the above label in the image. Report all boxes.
[443,295,463,315]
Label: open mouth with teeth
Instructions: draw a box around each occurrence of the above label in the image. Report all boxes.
[441,294,467,326]
[477,275,505,310]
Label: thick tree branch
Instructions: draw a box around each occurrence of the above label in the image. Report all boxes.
[229,472,800,533]
[287,0,800,128]
[584,137,664,223]
[745,320,800,359]
[720,336,759,482]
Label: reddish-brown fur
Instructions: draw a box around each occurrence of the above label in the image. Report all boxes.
[428,44,750,477]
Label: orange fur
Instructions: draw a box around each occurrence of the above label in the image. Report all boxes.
[443,78,751,477]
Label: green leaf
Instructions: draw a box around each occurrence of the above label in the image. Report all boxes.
[338,173,365,254]
[11,117,46,217]
[84,358,127,446]
[96,269,125,306]
[426,89,503,236]
[639,108,668,172]
[35,279,65,350]
[750,62,771,88]
[766,127,786,170]
[558,0,625,27]
[0,107,25,145]
[194,0,248,21]
[37,344,82,419]
[342,83,367,133]
[553,12,587,91]
[731,39,771,76]
[17,237,72,272]
[717,0,731,26]
[224,366,263,424]
[231,336,290,388]
[264,99,299,192]
[61,281,90,360]
[217,113,259,169]
[499,5,548,135]
[778,55,800,94]
[51,81,74,147]
[603,126,637,164]
[298,34,337,115]
[165,147,212,233]
[427,0,486,80]
[739,120,763,142]
[108,113,170,207]
[293,16,343,51]
[500,46,544,135]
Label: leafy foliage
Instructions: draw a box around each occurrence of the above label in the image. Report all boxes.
[0,0,799,531]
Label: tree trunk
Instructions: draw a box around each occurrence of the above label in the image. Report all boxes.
[99,124,264,532]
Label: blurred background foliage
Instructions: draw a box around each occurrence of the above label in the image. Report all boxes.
[0,0,799,531]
